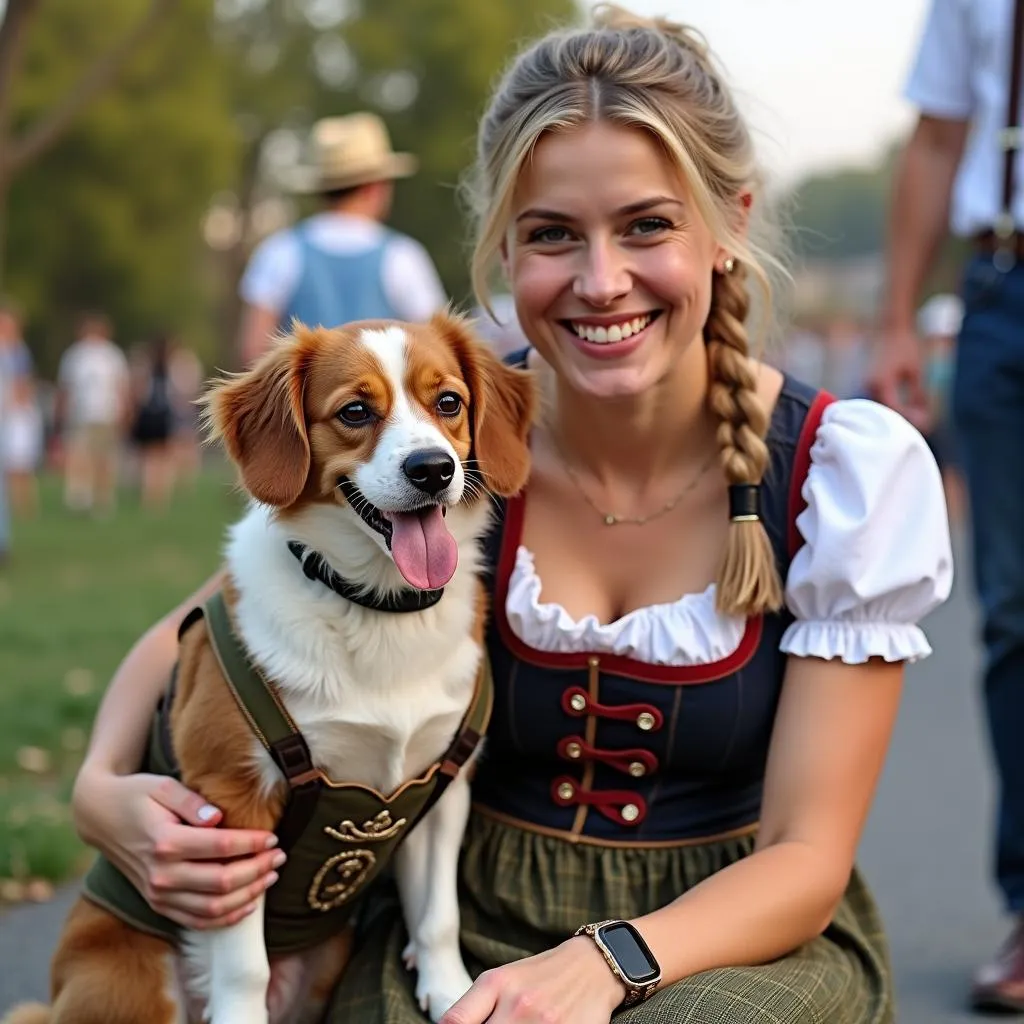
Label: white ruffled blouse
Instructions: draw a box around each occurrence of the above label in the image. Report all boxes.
[505,400,954,667]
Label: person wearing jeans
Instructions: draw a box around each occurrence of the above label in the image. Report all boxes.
[872,0,1024,1010]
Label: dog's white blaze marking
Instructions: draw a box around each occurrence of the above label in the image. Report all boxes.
[360,325,423,435]
[356,326,464,504]
[358,326,409,404]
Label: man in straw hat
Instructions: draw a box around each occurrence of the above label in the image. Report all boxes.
[237,112,447,364]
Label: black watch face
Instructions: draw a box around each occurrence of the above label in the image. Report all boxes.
[598,922,660,984]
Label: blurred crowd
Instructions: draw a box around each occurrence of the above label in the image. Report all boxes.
[0,303,204,560]
[773,297,966,525]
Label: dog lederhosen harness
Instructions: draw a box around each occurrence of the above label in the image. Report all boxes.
[82,591,492,955]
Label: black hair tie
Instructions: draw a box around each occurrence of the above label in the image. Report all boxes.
[728,483,761,523]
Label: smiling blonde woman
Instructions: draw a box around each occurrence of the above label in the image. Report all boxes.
[68,7,953,1024]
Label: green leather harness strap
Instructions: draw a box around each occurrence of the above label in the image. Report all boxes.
[200,591,322,852]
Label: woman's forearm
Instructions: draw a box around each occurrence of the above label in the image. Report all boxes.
[77,572,225,778]
[633,841,846,985]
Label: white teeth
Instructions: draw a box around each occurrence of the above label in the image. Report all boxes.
[571,314,652,343]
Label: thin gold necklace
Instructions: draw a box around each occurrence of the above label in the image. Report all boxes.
[551,438,719,527]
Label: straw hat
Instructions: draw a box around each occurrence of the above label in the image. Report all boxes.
[288,113,418,193]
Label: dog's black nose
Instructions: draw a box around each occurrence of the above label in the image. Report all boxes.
[403,449,456,496]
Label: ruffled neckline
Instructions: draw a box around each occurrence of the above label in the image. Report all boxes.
[504,546,748,667]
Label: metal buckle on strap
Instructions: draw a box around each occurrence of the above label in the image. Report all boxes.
[271,733,318,787]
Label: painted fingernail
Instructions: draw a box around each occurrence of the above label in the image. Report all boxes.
[197,804,219,822]
[264,835,279,849]
[271,851,287,869]
[264,872,279,889]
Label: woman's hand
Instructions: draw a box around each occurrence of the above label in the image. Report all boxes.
[440,937,627,1024]
[72,765,283,930]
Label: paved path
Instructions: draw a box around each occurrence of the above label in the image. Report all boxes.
[0,531,1011,1020]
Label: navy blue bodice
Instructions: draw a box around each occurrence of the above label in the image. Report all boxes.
[472,369,832,844]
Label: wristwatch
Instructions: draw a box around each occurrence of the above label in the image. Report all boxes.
[574,918,662,1007]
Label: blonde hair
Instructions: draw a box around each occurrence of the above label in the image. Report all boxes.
[464,3,784,617]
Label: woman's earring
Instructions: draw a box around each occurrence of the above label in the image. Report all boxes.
[722,256,736,274]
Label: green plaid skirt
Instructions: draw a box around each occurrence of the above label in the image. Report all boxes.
[326,808,893,1023]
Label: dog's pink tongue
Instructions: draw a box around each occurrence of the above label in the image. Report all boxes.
[388,507,458,590]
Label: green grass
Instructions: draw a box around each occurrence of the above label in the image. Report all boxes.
[0,467,245,886]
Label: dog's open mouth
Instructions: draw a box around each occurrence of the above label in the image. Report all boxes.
[338,478,457,591]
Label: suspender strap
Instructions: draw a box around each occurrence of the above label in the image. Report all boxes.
[996,0,1024,266]
[414,655,494,824]
[200,592,321,851]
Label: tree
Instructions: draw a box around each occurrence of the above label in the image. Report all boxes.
[0,0,180,285]
[4,0,238,371]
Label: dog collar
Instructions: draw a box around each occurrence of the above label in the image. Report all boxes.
[287,541,445,613]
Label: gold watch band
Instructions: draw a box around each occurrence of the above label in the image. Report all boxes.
[574,919,661,1008]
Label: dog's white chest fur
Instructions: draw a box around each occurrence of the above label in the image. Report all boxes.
[223,503,487,795]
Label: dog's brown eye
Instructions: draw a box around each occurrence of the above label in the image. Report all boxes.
[338,402,373,426]
[437,392,462,417]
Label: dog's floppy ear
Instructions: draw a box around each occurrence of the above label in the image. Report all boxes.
[432,311,536,497]
[203,331,312,507]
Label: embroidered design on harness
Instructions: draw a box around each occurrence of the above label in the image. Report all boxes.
[306,810,409,911]
[326,809,407,843]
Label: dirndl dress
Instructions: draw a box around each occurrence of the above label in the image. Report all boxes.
[326,368,951,1024]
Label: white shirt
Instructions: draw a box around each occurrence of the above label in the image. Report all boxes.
[905,0,1024,236]
[506,401,953,667]
[239,212,447,322]
[57,337,129,427]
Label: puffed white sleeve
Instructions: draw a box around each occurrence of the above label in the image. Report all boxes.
[779,399,954,664]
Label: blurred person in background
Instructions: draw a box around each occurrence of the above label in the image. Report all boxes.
[470,292,531,359]
[3,373,43,519]
[821,313,871,400]
[775,316,826,390]
[237,112,447,366]
[918,293,967,526]
[167,340,204,488]
[0,302,33,562]
[56,312,130,517]
[872,0,1024,1008]
[129,334,178,512]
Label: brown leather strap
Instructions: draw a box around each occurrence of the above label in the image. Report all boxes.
[997,0,1024,245]
[440,728,482,778]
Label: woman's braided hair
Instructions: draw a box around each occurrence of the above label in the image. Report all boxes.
[464,4,785,616]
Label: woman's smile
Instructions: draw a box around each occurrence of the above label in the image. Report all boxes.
[557,310,664,360]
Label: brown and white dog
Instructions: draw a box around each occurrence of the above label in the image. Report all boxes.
[5,313,534,1024]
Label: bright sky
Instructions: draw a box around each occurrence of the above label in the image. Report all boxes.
[630,0,933,184]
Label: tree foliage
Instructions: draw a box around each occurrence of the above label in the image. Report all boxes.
[5,0,236,373]
[3,0,579,374]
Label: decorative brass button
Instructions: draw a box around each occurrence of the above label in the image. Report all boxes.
[628,761,646,777]
[557,781,575,801]
[570,693,587,712]
[621,803,640,822]
[565,741,582,759]
[636,711,656,731]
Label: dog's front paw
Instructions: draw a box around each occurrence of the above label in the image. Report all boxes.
[407,947,473,1024]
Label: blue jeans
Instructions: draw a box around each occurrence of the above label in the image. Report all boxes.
[955,254,1024,912]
